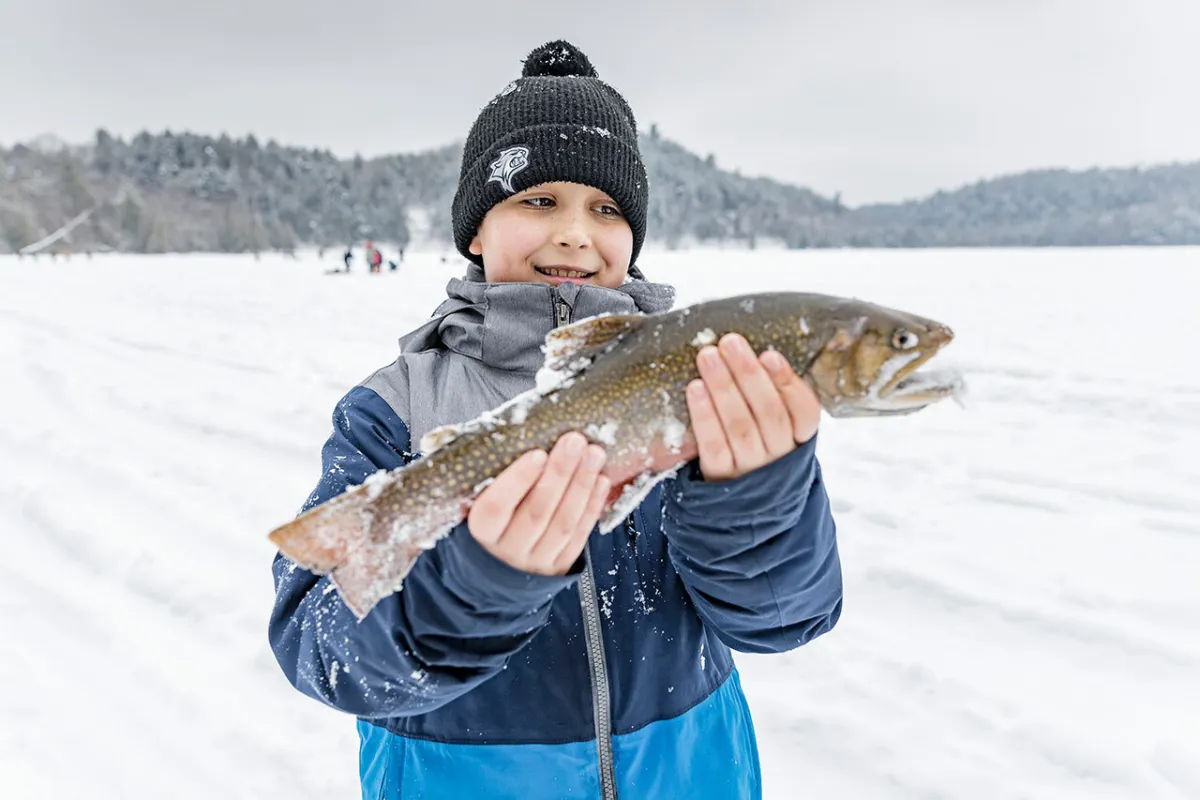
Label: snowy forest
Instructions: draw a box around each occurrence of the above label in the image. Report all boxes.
[2,126,1199,254]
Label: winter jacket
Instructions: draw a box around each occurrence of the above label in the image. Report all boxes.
[268,265,843,800]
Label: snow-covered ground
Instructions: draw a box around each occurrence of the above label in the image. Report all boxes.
[1,247,1197,799]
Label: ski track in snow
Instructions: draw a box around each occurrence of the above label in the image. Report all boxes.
[1,248,1198,799]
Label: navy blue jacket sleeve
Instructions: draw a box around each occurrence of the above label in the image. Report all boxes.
[662,436,843,654]
[268,386,579,718]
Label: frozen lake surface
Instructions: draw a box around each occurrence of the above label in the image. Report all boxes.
[1,247,1197,799]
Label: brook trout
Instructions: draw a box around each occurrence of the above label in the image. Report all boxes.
[270,291,964,618]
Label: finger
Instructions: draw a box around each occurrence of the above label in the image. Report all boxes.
[550,475,610,575]
[505,432,588,552]
[528,444,606,566]
[467,449,547,545]
[696,344,768,472]
[718,334,795,459]
[686,378,735,481]
[762,349,822,444]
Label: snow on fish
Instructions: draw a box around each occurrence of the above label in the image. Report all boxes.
[268,291,966,618]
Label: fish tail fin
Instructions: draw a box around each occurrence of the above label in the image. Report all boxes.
[268,468,470,619]
[329,538,428,619]
[269,492,359,573]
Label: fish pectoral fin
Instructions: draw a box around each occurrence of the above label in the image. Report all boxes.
[541,313,645,373]
[825,315,868,352]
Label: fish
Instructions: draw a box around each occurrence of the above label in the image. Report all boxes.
[269,291,965,618]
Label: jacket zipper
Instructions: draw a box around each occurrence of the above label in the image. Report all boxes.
[555,293,617,800]
[579,547,617,800]
[555,296,571,329]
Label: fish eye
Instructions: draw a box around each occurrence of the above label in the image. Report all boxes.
[891,328,919,350]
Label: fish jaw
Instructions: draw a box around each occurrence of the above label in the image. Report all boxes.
[828,364,967,417]
[825,319,963,416]
[875,347,938,400]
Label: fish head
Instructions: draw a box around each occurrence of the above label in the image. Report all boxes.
[804,300,965,417]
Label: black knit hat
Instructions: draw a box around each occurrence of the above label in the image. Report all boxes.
[451,40,649,269]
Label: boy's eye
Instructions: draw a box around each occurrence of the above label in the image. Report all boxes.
[521,196,554,208]
[595,203,623,217]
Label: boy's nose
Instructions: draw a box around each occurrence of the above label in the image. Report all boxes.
[553,212,591,249]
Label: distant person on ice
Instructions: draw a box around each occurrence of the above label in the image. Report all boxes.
[269,39,842,800]
[365,239,383,273]
[342,246,353,272]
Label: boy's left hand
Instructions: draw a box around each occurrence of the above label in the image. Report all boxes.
[687,333,822,482]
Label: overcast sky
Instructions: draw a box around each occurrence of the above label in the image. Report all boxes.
[1,0,1197,204]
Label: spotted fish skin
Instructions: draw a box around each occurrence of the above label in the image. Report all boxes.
[268,291,962,618]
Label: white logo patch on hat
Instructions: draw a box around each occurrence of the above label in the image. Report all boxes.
[487,146,530,194]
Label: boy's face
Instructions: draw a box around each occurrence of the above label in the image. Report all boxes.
[469,181,633,289]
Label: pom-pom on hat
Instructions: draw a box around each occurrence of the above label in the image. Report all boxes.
[451,40,649,270]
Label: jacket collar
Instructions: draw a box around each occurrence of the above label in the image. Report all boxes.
[398,262,676,374]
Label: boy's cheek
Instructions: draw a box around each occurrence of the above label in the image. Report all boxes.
[479,228,548,282]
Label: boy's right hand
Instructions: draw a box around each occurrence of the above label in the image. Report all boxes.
[467,432,610,576]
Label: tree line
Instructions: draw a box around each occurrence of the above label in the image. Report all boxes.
[2,127,1198,255]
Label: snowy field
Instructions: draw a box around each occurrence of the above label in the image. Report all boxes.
[1,247,1197,799]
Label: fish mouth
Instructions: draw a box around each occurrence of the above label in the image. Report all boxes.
[889,367,966,406]
[877,347,940,399]
[872,346,966,414]
[832,360,965,417]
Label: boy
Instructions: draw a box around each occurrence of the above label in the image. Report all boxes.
[269,40,842,800]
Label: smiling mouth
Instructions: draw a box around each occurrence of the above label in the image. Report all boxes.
[535,266,596,279]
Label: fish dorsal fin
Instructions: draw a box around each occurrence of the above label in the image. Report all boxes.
[419,422,469,455]
[419,382,545,455]
[542,313,645,374]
